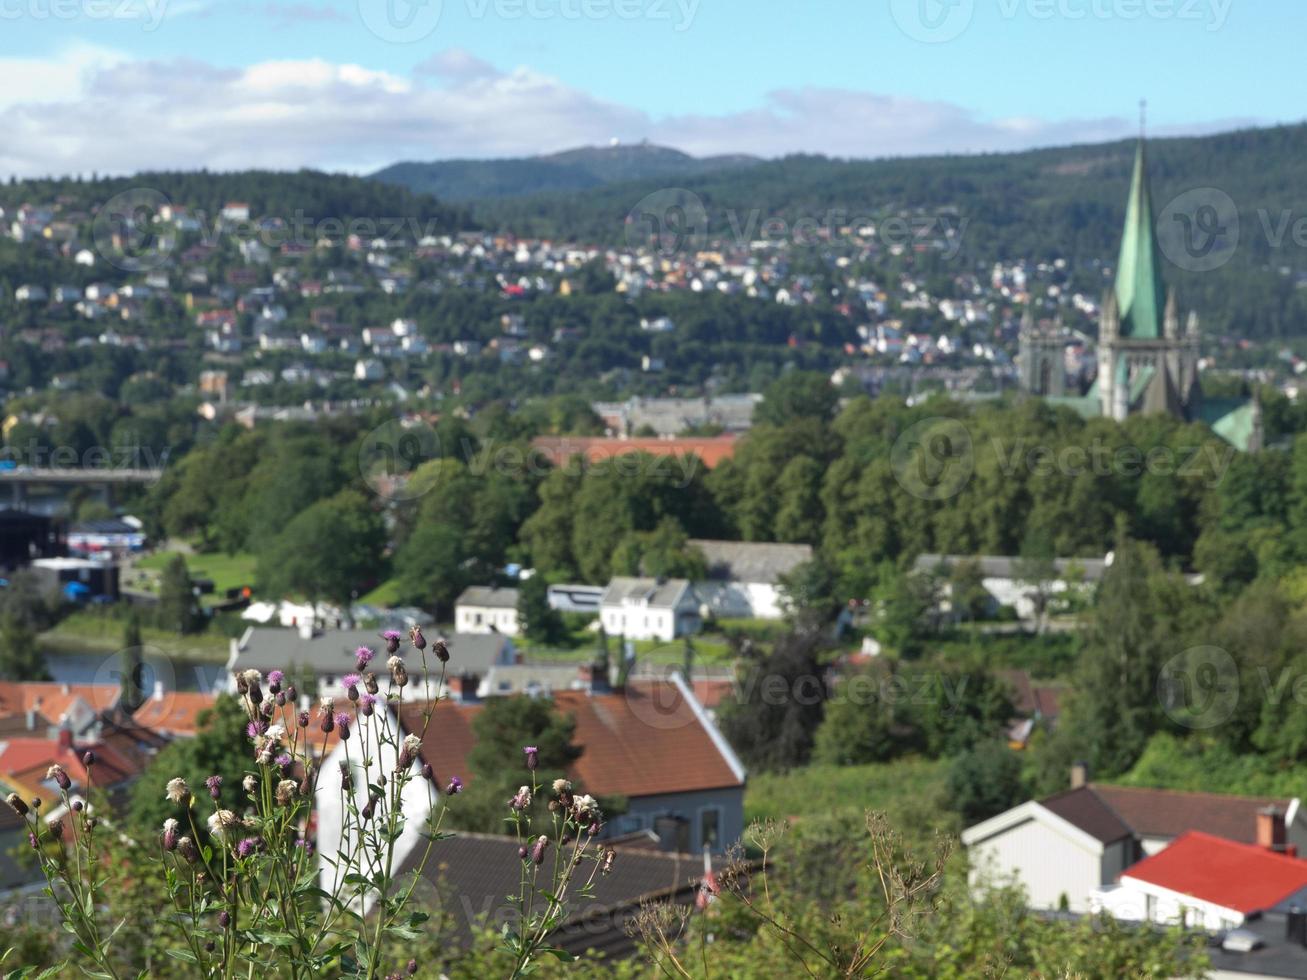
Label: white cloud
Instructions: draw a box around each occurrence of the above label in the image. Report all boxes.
[0,49,1261,178]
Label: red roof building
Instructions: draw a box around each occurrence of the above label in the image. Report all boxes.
[530,436,737,470]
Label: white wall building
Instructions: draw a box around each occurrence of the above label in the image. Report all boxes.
[454,586,520,636]
[599,578,700,642]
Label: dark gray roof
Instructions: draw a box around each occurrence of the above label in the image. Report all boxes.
[455,585,519,609]
[404,833,704,957]
[913,553,1109,582]
[233,628,512,676]
[688,539,812,585]
[600,577,693,610]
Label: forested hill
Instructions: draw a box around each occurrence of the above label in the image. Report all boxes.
[468,124,1306,258]
[372,143,762,201]
[466,123,1307,340]
[1,170,472,234]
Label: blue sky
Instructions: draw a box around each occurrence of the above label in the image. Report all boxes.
[0,0,1298,176]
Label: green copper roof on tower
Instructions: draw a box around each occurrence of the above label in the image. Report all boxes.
[1113,139,1167,340]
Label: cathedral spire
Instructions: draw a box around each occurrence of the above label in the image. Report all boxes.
[1113,137,1168,340]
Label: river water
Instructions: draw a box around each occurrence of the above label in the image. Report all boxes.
[39,650,225,692]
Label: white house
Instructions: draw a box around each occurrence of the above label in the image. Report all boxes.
[963,779,1307,915]
[913,553,1110,621]
[689,540,812,620]
[454,586,520,636]
[599,578,700,642]
[1091,826,1307,932]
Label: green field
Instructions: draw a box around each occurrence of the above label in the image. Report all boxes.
[39,609,230,661]
[745,758,953,830]
[133,551,259,600]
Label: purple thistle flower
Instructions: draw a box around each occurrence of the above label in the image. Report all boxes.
[246,722,260,739]
[28,832,38,851]
[275,691,286,706]
[531,835,549,865]
[445,776,463,795]
[409,625,426,651]
[359,693,377,717]
[342,674,361,701]
[276,753,293,775]
[335,713,352,740]
[236,837,259,858]
[298,709,310,728]
[407,960,418,976]
[267,670,284,694]
[355,646,375,670]
[518,844,529,860]
[205,775,222,800]
[523,746,539,771]
[382,630,402,655]
[218,910,230,928]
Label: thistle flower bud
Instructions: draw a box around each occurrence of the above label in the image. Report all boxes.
[48,819,64,843]
[178,836,198,863]
[299,764,314,797]
[298,709,310,728]
[218,910,230,928]
[162,818,179,851]
[47,764,71,791]
[360,693,377,717]
[276,779,296,806]
[71,799,83,813]
[242,670,264,707]
[321,711,334,734]
[432,638,450,663]
[267,670,284,695]
[509,785,532,811]
[343,674,361,702]
[335,713,351,741]
[382,630,402,655]
[236,837,259,858]
[285,683,297,702]
[518,844,529,860]
[275,691,286,706]
[523,746,538,771]
[408,960,418,976]
[205,775,222,800]
[421,763,435,783]
[165,778,190,806]
[409,625,426,651]
[388,656,408,688]
[398,734,422,770]
[27,831,38,850]
[82,750,95,768]
[531,835,549,865]
[364,672,379,695]
[260,700,275,719]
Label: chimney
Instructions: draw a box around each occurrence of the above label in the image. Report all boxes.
[1258,806,1288,852]
[456,673,480,703]
[297,620,315,641]
[1070,762,1090,790]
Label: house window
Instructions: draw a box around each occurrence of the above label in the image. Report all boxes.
[699,807,722,850]
[613,814,644,835]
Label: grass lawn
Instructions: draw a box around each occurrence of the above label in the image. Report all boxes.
[358,578,406,608]
[39,609,230,661]
[745,758,951,827]
[134,551,259,598]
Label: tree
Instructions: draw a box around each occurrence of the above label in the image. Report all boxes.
[444,695,590,834]
[517,574,565,646]
[119,612,146,712]
[947,739,1026,823]
[258,490,386,614]
[718,630,828,772]
[0,612,48,681]
[754,371,838,427]
[127,694,251,837]
[157,554,202,635]
[812,668,901,765]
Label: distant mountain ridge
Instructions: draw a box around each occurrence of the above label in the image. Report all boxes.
[371,142,762,201]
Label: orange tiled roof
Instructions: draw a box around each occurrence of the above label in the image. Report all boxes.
[132,692,219,737]
[530,436,737,469]
[0,682,119,722]
[400,682,741,800]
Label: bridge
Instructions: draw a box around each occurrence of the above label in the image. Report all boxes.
[0,469,165,513]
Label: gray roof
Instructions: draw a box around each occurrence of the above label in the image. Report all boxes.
[600,577,694,609]
[913,554,1109,582]
[455,585,519,609]
[688,539,813,585]
[233,628,512,677]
